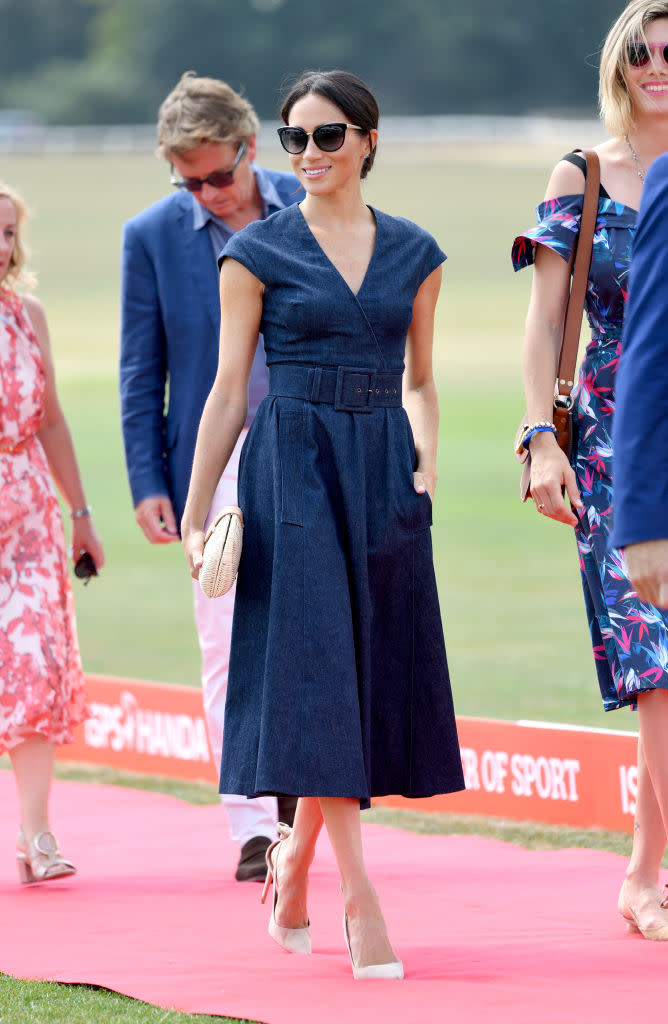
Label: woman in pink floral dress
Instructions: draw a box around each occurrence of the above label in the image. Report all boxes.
[0,182,104,883]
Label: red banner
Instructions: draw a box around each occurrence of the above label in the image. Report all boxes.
[58,676,639,833]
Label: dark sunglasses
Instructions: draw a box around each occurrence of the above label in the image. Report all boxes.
[277,122,364,155]
[74,550,98,585]
[170,141,247,192]
[626,39,668,66]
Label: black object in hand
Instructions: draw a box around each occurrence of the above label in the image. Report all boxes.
[74,550,98,585]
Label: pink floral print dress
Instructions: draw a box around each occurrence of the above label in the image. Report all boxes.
[0,287,87,753]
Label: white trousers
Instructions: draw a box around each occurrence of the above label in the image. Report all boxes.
[192,428,277,847]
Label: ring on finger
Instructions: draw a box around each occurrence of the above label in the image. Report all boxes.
[537,503,546,511]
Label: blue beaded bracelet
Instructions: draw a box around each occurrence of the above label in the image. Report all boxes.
[522,424,557,451]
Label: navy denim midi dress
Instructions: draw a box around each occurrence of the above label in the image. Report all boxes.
[219,204,464,806]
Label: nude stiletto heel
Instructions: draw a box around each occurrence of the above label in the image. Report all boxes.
[261,823,311,954]
[343,913,403,979]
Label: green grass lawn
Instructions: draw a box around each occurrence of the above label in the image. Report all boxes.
[2,141,614,728]
[0,140,628,1021]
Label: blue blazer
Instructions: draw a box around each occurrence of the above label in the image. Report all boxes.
[119,167,303,529]
[612,152,668,547]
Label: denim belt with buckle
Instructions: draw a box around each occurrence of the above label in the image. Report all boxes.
[269,364,403,413]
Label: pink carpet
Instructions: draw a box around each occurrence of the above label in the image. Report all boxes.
[0,772,665,1024]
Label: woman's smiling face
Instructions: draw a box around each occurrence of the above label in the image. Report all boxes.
[625,18,668,118]
[285,93,373,196]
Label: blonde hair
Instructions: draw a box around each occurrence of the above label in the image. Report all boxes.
[156,71,259,158]
[599,0,668,136]
[0,182,36,291]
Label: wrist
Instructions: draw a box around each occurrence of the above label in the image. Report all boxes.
[70,505,92,519]
[516,421,557,454]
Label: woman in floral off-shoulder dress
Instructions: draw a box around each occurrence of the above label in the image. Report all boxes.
[514,0,668,941]
[0,182,104,883]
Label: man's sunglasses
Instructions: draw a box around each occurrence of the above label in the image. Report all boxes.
[277,122,364,155]
[626,39,668,67]
[74,550,98,585]
[170,141,247,192]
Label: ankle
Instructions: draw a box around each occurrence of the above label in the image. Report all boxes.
[624,868,660,890]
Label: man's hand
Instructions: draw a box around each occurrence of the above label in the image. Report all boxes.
[624,539,668,608]
[135,495,179,544]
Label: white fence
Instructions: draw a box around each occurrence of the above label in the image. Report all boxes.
[0,115,605,154]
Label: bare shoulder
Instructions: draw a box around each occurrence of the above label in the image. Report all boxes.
[21,293,48,334]
[543,158,586,202]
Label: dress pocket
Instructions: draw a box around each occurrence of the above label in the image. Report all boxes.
[278,410,304,526]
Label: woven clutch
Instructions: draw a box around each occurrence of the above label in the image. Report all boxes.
[198,505,244,599]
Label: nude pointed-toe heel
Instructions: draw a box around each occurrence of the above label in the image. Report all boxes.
[343,913,403,980]
[261,823,311,954]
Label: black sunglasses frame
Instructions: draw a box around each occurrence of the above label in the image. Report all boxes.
[626,39,668,67]
[277,122,364,155]
[74,550,98,585]
[170,141,248,192]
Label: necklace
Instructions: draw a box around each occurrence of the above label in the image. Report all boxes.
[624,134,647,181]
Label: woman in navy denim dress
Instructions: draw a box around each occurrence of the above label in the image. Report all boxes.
[182,70,463,978]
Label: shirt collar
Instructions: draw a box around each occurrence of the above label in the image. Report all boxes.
[191,162,290,233]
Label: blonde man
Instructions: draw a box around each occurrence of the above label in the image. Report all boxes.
[120,73,303,881]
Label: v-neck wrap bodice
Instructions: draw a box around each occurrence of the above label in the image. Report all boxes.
[217,205,463,806]
[222,204,445,372]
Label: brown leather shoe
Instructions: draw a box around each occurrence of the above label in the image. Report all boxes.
[277,795,298,827]
[235,835,272,882]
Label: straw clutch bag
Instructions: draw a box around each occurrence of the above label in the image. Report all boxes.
[198,505,244,599]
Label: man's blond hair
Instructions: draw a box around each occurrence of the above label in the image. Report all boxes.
[157,72,259,158]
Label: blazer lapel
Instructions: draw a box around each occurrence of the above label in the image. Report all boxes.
[177,195,220,333]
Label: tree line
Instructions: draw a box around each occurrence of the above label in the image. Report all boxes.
[0,0,626,124]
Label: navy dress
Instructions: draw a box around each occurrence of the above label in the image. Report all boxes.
[218,204,464,805]
[513,193,668,711]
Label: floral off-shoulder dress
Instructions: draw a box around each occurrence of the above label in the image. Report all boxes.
[513,192,668,712]
[0,287,87,752]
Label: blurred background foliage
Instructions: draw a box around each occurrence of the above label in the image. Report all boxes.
[0,0,626,124]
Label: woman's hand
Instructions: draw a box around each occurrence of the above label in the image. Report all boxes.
[182,526,205,581]
[71,516,105,570]
[528,432,583,526]
[414,469,436,502]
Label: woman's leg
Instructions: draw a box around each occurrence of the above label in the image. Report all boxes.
[272,797,323,929]
[8,735,56,840]
[319,796,398,968]
[619,728,668,924]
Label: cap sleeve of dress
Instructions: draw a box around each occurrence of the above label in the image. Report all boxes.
[419,231,447,284]
[218,220,267,282]
[511,193,584,271]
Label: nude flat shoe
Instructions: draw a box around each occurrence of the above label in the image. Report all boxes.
[16,829,76,884]
[260,822,311,954]
[343,912,403,979]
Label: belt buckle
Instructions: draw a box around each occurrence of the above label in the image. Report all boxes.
[334,367,375,413]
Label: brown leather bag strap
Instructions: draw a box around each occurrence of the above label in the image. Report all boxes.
[554,148,600,406]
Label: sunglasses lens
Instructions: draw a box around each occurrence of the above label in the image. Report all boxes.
[279,128,307,154]
[627,40,650,66]
[206,171,234,189]
[312,124,347,152]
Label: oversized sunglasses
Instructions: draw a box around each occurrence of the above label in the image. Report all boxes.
[277,122,364,155]
[626,39,668,67]
[170,141,247,192]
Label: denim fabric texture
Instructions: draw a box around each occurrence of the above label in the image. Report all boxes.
[219,205,464,805]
